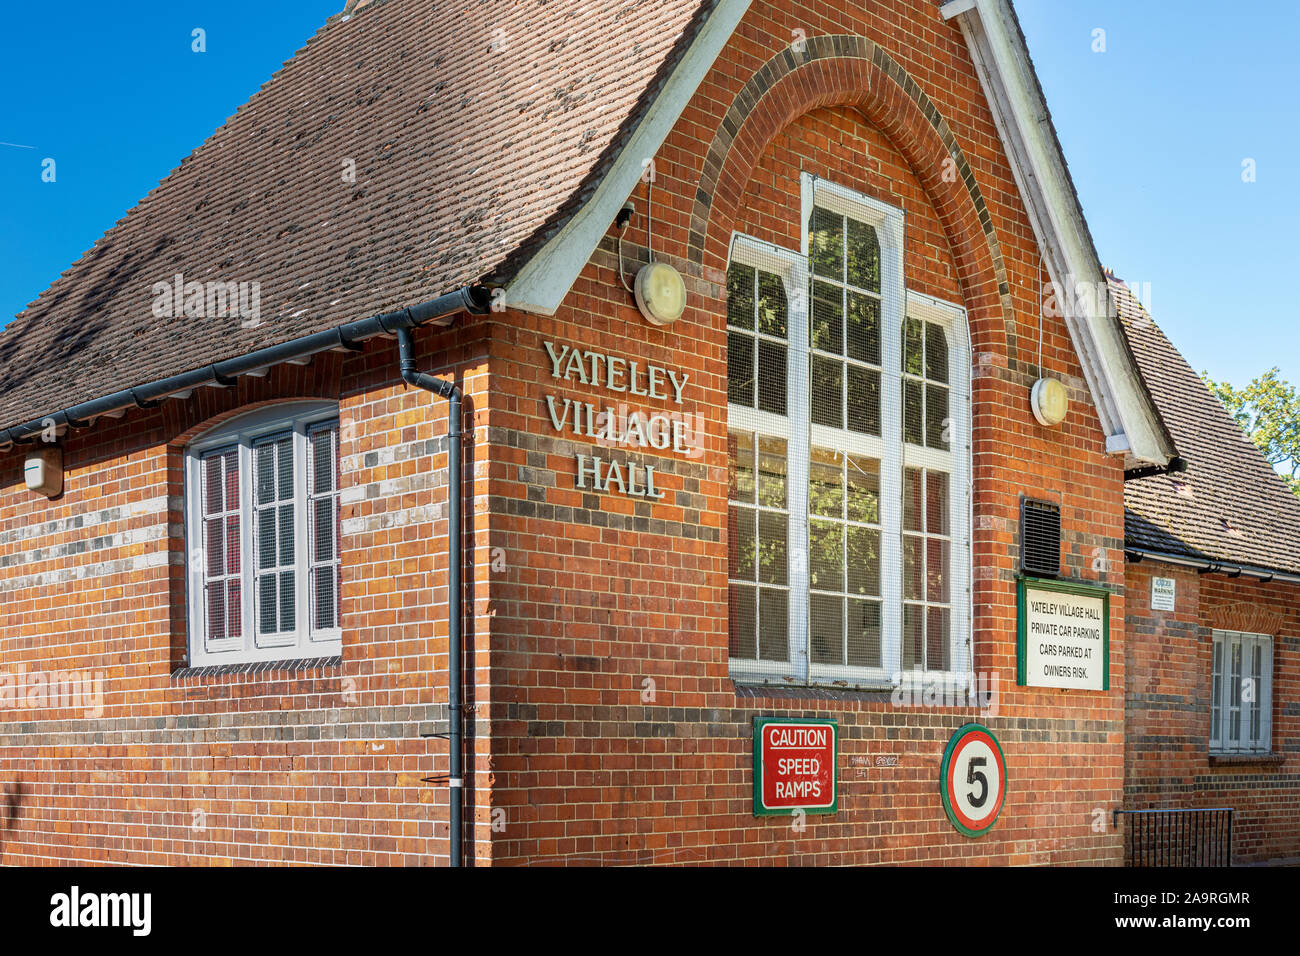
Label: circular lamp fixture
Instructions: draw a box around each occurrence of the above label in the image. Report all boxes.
[634,262,686,327]
[1031,377,1069,427]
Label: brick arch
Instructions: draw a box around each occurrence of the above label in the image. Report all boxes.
[1204,601,1286,637]
[690,34,1019,361]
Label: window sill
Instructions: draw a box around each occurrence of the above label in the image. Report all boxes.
[1208,752,1284,767]
[172,656,342,680]
[733,682,895,704]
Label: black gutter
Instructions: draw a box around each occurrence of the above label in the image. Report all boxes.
[0,285,491,448]
[1124,546,1300,585]
[1124,456,1188,482]
[393,324,467,867]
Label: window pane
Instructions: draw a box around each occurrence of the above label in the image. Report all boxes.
[206,582,226,641]
[726,262,755,330]
[903,535,923,601]
[846,218,880,292]
[926,384,950,450]
[227,580,242,636]
[205,518,225,577]
[313,566,337,630]
[758,588,789,662]
[904,317,923,376]
[903,605,923,670]
[926,537,950,603]
[903,379,923,445]
[809,448,843,519]
[846,456,880,524]
[809,519,844,593]
[728,506,755,580]
[811,355,843,428]
[846,526,880,597]
[312,429,335,494]
[846,365,880,437]
[903,468,923,533]
[757,511,787,587]
[925,322,949,383]
[811,280,843,354]
[757,340,787,415]
[258,573,277,633]
[809,206,843,279]
[1231,642,1242,742]
[257,509,277,570]
[926,606,950,671]
[1251,643,1262,745]
[1211,640,1223,741]
[757,438,787,509]
[847,598,881,668]
[846,291,880,364]
[279,570,296,631]
[278,502,295,566]
[729,583,757,659]
[926,472,949,535]
[313,498,335,562]
[810,594,843,665]
[756,271,788,339]
[729,430,755,503]
[727,332,755,407]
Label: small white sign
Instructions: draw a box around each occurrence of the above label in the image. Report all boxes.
[1151,576,1176,612]
[1022,586,1108,690]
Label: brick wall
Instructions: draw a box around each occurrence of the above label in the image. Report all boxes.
[0,324,496,865]
[484,0,1127,865]
[1125,559,1300,864]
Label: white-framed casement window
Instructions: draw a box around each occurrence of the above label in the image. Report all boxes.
[727,174,971,688]
[1210,630,1273,754]
[185,400,343,665]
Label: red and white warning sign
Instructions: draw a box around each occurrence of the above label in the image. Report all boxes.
[753,718,837,815]
[939,723,1007,837]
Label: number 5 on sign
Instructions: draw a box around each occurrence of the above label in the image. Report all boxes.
[940,724,1007,837]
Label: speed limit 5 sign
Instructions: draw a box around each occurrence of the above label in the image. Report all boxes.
[940,723,1007,837]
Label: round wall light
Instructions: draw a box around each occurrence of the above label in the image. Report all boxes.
[1030,377,1069,427]
[634,261,686,327]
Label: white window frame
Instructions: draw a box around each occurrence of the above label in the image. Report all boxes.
[1210,629,1273,755]
[725,176,973,689]
[185,400,342,666]
[727,234,808,685]
[900,290,973,692]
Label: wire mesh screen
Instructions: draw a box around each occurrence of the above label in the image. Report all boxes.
[309,423,342,633]
[254,432,296,637]
[727,178,971,690]
[201,446,242,644]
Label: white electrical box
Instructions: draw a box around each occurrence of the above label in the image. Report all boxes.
[24,446,63,497]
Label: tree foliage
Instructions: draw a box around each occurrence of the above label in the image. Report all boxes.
[1203,368,1300,497]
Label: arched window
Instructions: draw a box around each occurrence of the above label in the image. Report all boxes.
[184,401,342,665]
[727,175,970,688]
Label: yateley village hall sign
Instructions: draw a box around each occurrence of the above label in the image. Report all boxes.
[542,340,699,499]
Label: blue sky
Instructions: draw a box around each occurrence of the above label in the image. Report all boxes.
[1,1,1296,388]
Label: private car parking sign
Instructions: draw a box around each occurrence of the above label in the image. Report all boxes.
[940,724,1007,837]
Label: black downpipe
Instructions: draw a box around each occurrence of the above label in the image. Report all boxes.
[394,324,465,867]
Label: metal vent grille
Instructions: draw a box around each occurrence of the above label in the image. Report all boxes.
[1021,498,1060,578]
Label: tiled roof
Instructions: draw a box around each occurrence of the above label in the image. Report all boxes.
[1116,276,1300,575]
[0,0,713,432]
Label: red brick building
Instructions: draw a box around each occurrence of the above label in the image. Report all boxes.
[1118,278,1300,866]
[0,0,1285,866]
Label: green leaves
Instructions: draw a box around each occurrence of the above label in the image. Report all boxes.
[1203,367,1300,497]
